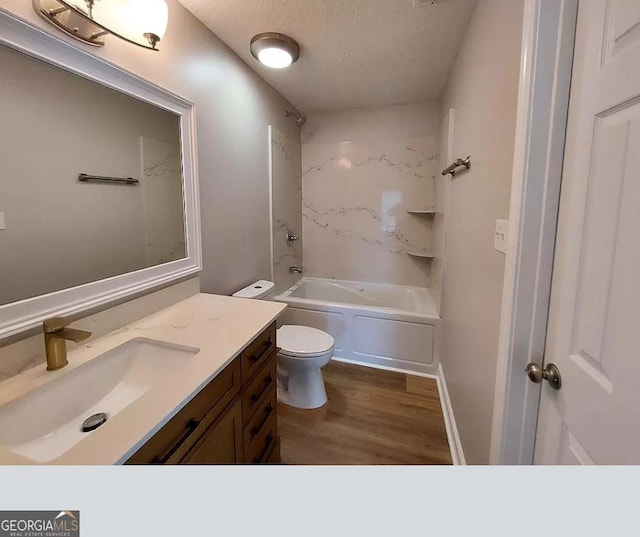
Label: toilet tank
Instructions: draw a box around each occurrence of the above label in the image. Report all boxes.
[232,280,275,299]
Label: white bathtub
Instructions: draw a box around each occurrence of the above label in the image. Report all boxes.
[274,277,440,374]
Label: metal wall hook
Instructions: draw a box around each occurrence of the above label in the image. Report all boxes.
[442,156,471,177]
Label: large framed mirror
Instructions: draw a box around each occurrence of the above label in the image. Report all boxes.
[0,10,201,338]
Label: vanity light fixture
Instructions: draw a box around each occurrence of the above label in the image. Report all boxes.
[33,0,168,51]
[250,32,300,68]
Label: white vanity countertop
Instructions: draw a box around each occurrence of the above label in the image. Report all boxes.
[0,293,286,465]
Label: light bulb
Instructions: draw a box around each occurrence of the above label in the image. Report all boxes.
[140,0,168,41]
[91,0,168,48]
[250,33,300,68]
[258,47,293,68]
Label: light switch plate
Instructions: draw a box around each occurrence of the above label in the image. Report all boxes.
[494,219,508,254]
[0,213,5,230]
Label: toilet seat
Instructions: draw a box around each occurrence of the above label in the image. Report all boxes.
[277,325,334,358]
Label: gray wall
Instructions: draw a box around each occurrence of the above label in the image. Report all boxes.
[439,0,524,464]
[0,0,300,296]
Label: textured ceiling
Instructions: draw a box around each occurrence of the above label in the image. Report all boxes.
[177,0,478,112]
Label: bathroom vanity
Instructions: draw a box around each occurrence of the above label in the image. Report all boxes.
[0,294,286,465]
[126,322,279,465]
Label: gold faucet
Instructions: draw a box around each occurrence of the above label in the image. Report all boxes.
[43,317,92,371]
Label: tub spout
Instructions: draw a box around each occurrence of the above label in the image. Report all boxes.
[289,266,303,274]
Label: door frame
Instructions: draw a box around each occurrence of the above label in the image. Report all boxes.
[489,0,579,464]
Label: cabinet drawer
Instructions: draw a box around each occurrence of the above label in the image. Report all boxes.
[244,413,278,464]
[261,437,281,464]
[126,358,241,464]
[242,357,276,426]
[241,323,276,382]
[243,386,276,453]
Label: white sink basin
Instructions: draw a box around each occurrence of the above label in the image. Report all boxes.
[0,338,199,462]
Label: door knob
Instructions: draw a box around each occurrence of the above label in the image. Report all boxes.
[525,362,562,390]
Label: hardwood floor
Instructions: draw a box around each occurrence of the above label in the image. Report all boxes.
[278,361,452,465]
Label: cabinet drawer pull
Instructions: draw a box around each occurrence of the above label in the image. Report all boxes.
[152,418,199,464]
[248,341,272,363]
[249,375,273,403]
[252,434,274,464]
[250,404,273,438]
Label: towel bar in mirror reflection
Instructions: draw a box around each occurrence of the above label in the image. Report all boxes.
[77,173,140,185]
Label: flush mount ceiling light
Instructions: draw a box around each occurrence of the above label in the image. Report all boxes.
[250,32,300,69]
[33,0,168,51]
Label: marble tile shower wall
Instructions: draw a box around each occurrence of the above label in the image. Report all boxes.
[302,136,436,287]
[271,126,303,291]
[141,137,185,266]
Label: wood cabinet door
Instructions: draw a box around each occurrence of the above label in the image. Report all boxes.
[181,400,243,465]
[125,359,241,465]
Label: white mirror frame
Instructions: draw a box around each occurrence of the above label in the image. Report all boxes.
[0,9,202,339]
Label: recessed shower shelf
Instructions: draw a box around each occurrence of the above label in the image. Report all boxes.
[406,249,435,259]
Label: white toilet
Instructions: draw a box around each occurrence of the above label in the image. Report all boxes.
[233,280,335,409]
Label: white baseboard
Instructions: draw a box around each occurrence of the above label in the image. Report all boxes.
[436,363,465,465]
[330,356,465,465]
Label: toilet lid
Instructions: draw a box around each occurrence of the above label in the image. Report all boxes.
[277,325,335,357]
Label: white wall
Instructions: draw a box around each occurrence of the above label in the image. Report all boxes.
[301,102,439,287]
[0,46,181,305]
[301,102,440,143]
[140,137,186,267]
[270,126,302,292]
[0,0,301,296]
[439,0,524,464]
[432,109,455,312]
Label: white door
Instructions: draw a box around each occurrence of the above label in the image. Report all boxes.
[534,0,640,464]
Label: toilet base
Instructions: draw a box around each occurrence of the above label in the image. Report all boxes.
[278,368,327,409]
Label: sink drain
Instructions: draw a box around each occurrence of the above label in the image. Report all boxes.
[81,412,108,432]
